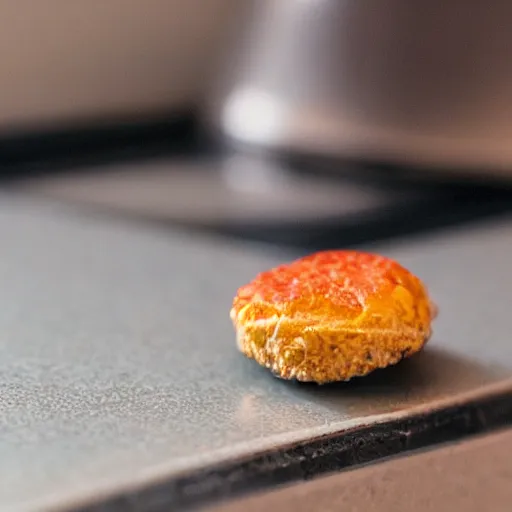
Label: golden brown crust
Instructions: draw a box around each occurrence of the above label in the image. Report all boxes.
[231,250,436,383]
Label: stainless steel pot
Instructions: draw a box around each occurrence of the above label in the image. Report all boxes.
[204,0,512,179]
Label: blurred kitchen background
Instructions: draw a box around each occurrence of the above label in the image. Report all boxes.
[2,0,512,249]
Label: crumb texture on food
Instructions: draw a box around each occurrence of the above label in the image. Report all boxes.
[231,250,436,383]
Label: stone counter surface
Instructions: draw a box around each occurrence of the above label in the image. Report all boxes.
[0,194,511,511]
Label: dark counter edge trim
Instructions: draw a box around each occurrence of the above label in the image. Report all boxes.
[70,389,512,512]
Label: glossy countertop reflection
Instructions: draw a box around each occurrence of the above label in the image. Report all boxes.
[0,193,510,511]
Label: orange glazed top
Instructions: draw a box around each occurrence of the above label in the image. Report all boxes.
[231,250,434,326]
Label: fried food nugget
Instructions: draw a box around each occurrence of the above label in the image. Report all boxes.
[231,250,437,383]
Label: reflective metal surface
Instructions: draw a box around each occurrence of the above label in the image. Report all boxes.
[205,0,512,177]
[17,156,432,228]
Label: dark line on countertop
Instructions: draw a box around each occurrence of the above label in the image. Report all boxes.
[69,389,512,512]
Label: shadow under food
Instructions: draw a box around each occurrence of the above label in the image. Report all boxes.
[148,348,512,511]
[288,346,511,418]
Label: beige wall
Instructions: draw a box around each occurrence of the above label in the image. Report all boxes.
[0,0,240,130]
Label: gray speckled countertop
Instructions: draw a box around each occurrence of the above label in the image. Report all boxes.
[0,194,511,511]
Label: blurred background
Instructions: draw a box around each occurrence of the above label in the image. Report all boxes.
[2,4,512,510]
[2,0,512,249]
